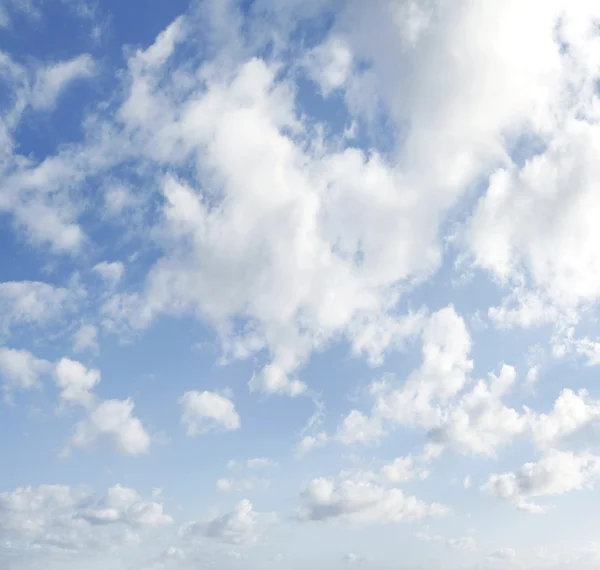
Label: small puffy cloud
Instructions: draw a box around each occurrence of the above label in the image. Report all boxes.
[180,390,240,435]
[54,357,100,407]
[73,324,99,353]
[380,457,425,484]
[427,365,527,457]
[248,362,307,397]
[489,548,516,560]
[482,450,600,513]
[31,54,95,110]
[463,476,471,489]
[216,478,255,494]
[93,261,125,288]
[525,366,539,385]
[304,35,353,95]
[246,457,278,469]
[51,358,151,457]
[336,410,384,445]
[179,499,273,545]
[0,281,73,335]
[298,475,449,526]
[82,484,172,528]
[0,347,52,392]
[296,432,329,456]
[72,398,151,455]
[529,389,600,450]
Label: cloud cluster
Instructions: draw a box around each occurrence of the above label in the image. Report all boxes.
[3,0,600,566]
[482,450,600,513]
[298,471,448,526]
[0,483,171,555]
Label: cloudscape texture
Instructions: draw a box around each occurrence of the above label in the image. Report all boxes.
[2,1,600,569]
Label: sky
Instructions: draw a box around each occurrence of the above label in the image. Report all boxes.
[1,0,600,569]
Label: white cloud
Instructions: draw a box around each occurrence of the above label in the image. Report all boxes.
[482,450,600,513]
[180,390,241,435]
[336,410,384,445]
[245,457,278,469]
[429,365,527,456]
[103,184,139,216]
[463,476,471,490]
[0,347,51,392]
[466,118,600,316]
[82,484,172,527]
[73,323,99,353]
[304,35,353,96]
[179,499,273,545]
[216,478,255,494]
[0,280,74,335]
[93,261,125,288]
[98,14,504,398]
[380,457,425,485]
[529,388,600,450]
[373,307,473,430]
[54,357,100,407]
[77,0,599,406]
[51,357,152,457]
[31,54,95,110]
[296,432,329,456]
[489,548,517,560]
[298,474,449,526]
[0,0,41,28]
[0,483,169,555]
[72,398,151,455]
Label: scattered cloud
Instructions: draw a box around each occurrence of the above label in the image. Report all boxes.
[0,347,52,393]
[72,398,151,455]
[0,483,170,554]
[93,261,125,288]
[298,474,449,526]
[180,390,241,435]
[179,499,274,545]
[73,324,99,353]
[31,54,95,110]
[483,450,600,513]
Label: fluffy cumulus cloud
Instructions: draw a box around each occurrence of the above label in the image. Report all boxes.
[81,484,172,527]
[3,0,600,568]
[0,281,76,335]
[0,347,51,393]
[179,390,240,435]
[54,357,100,407]
[72,398,151,455]
[297,473,448,526]
[483,450,600,513]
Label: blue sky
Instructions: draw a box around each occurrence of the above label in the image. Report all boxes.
[2,1,600,569]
